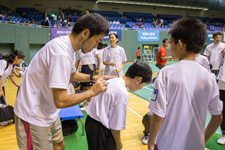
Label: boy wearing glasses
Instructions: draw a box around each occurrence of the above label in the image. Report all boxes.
[148,18,223,150]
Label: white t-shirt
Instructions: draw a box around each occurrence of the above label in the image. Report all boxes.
[195,54,210,71]
[97,48,105,69]
[86,78,129,130]
[103,46,127,77]
[14,35,76,127]
[149,60,223,150]
[76,49,99,65]
[218,80,225,91]
[217,52,225,82]
[204,42,225,70]
[0,60,14,87]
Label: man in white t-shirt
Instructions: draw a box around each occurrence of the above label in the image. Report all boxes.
[148,18,223,150]
[14,14,112,150]
[195,53,210,72]
[204,32,225,76]
[85,61,152,150]
[217,48,225,144]
[75,48,101,111]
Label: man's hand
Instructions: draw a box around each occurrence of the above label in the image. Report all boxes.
[93,75,116,81]
[0,90,3,97]
[90,78,108,96]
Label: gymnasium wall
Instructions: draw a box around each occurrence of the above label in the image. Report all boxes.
[0,23,50,63]
[0,23,216,63]
[1,0,225,19]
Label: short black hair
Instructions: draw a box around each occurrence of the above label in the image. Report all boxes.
[109,33,119,43]
[138,47,140,49]
[213,32,223,38]
[72,13,109,38]
[210,63,213,70]
[168,18,207,54]
[163,38,168,43]
[125,61,152,84]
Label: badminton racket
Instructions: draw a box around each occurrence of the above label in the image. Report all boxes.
[109,49,119,77]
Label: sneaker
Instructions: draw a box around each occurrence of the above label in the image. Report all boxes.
[142,134,149,145]
[81,102,89,111]
[217,136,225,145]
[80,101,86,107]
[0,121,8,126]
[7,120,12,124]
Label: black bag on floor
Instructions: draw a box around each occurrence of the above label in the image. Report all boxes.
[0,105,14,123]
[61,120,78,136]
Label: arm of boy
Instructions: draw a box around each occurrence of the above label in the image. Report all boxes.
[148,114,164,150]
[204,113,223,143]
[117,62,126,73]
[95,54,101,75]
[111,129,123,150]
[75,60,80,71]
[0,76,3,97]
[219,49,225,69]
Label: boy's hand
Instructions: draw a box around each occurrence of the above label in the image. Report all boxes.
[116,141,123,150]
[90,78,108,96]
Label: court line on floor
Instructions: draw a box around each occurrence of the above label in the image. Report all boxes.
[143,86,153,91]
[127,106,143,119]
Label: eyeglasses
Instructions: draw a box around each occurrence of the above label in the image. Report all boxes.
[168,40,177,43]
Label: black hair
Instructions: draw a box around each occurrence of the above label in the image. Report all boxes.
[163,38,168,43]
[97,42,104,49]
[109,33,119,43]
[4,50,25,64]
[210,63,213,70]
[72,13,109,38]
[125,61,152,84]
[138,47,140,49]
[168,18,207,54]
[213,32,223,38]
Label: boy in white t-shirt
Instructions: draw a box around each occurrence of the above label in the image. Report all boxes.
[85,61,152,150]
[217,48,225,144]
[97,42,105,76]
[195,53,210,72]
[148,18,223,150]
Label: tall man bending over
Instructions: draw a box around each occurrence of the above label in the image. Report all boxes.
[14,14,112,150]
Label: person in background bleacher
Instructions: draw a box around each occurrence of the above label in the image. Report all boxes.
[215,22,222,27]
[45,15,49,26]
[29,16,33,21]
[53,14,57,22]
[86,9,89,14]
[68,14,72,22]
[53,21,57,27]
[0,13,3,17]
[21,12,26,18]
[113,19,117,24]
[116,20,120,24]
[9,15,14,22]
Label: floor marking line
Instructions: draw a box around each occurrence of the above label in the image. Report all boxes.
[127,106,143,119]
[144,86,153,91]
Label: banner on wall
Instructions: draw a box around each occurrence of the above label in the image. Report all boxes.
[50,28,72,39]
[103,29,121,41]
[206,32,214,43]
[51,28,122,41]
[137,30,160,42]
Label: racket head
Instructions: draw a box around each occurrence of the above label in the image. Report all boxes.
[87,60,94,71]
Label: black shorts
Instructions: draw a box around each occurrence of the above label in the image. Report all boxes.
[137,56,141,60]
[0,86,6,105]
[85,115,116,150]
[212,70,219,77]
[219,90,225,131]
[81,65,96,87]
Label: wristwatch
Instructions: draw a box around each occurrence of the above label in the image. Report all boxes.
[90,74,93,81]
[96,67,100,70]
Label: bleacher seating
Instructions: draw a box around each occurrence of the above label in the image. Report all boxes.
[16,8,44,21]
[90,10,122,18]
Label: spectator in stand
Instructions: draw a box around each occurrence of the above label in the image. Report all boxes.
[139,17,143,22]
[21,12,26,18]
[9,15,14,22]
[86,9,89,14]
[165,16,169,20]
[206,19,211,24]
[64,17,68,24]
[53,21,57,27]
[68,14,72,22]
[0,13,3,17]
[116,20,120,24]
[109,20,112,24]
[29,16,33,21]
[113,20,117,24]
[53,14,57,22]
[139,24,143,29]
[45,15,49,26]
[107,19,110,23]
[215,22,222,27]
[132,22,136,26]
[34,11,36,15]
